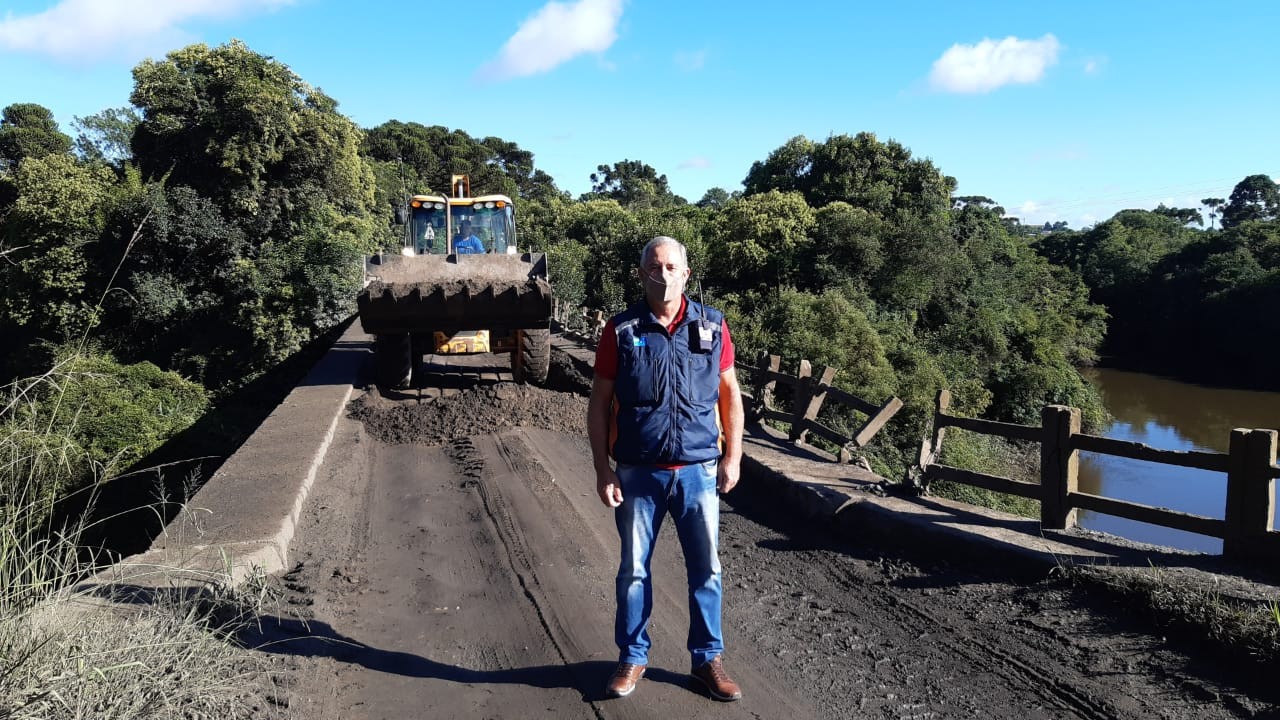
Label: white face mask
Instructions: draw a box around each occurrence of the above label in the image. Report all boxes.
[645,268,686,303]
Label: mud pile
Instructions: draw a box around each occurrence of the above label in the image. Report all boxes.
[547,348,593,395]
[349,383,588,445]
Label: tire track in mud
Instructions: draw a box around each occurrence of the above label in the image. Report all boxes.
[446,434,609,720]
[865,579,1125,720]
[717,473,1260,720]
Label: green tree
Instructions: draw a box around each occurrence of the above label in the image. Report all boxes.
[953,196,1005,214]
[1201,197,1225,230]
[95,179,257,383]
[742,135,814,197]
[696,187,733,209]
[930,203,1105,422]
[361,121,560,204]
[744,132,955,217]
[1037,209,1193,293]
[131,41,378,241]
[1221,174,1280,229]
[482,135,561,203]
[807,201,883,290]
[2,351,208,526]
[0,154,114,356]
[726,286,897,403]
[0,103,72,172]
[1152,203,1204,227]
[807,132,955,215]
[72,106,140,165]
[128,40,381,379]
[584,159,684,209]
[560,199,643,310]
[706,190,815,293]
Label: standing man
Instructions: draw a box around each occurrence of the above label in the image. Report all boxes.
[587,235,745,701]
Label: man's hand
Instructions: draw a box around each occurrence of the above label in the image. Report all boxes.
[597,467,623,508]
[717,460,740,494]
[716,367,744,495]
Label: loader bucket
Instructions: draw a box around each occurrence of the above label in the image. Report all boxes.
[358,252,551,336]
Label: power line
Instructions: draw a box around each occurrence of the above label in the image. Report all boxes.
[1019,176,1245,214]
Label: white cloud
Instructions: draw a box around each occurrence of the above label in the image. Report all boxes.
[476,0,623,82]
[0,0,293,63]
[1016,200,1043,218]
[1014,200,1095,229]
[928,34,1060,94]
[674,49,707,72]
[678,156,711,170]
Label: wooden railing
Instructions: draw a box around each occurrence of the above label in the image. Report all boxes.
[551,300,606,343]
[738,353,903,463]
[918,389,1280,560]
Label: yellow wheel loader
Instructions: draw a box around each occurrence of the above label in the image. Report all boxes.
[358,175,552,388]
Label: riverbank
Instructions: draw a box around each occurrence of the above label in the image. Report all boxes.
[1097,353,1280,395]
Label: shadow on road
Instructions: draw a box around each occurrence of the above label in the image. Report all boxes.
[241,614,693,703]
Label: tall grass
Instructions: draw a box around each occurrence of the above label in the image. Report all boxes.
[0,364,287,718]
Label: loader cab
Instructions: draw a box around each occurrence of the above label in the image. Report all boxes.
[408,195,449,255]
[449,196,516,254]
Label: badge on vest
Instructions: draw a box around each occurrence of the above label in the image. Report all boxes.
[632,336,646,347]
[696,319,715,352]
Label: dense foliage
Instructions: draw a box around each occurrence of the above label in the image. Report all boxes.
[1034,176,1280,389]
[1,41,386,503]
[361,120,562,214]
[2,353,208,530]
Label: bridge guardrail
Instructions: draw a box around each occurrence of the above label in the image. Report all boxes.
[736,353,903,463]
[918,389,1280,561]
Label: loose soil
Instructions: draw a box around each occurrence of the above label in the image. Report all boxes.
[245,348,1280,719]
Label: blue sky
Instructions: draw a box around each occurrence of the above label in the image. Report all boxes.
[1,0,1275,228]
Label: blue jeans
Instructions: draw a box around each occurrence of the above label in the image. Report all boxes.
[614,460,723,668]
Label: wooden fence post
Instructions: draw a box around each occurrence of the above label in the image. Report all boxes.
[1040,404,1081,530]
[760,354,781,413]
[1224,428,1278,560]
[791,365,836,444]
[916,389,951,471]
[591,310,605,342]
[788,360,814,442]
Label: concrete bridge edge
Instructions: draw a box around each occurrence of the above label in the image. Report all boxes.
[81,321,370,594]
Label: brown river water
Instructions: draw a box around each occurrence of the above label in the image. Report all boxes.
[1078,367,1280,553]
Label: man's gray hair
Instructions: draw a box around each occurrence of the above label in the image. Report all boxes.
[639,235,688,267]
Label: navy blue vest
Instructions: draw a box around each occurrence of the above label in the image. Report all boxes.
[610,298,725,465]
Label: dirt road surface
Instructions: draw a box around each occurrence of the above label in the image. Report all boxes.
[248,358,1278,719]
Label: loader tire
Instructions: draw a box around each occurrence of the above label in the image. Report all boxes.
[410,332,433,384]
[374,333,413,389]
[513,328,550,385]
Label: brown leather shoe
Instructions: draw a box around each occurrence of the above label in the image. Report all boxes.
[605,662,646,698]
[691,656,742,701]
